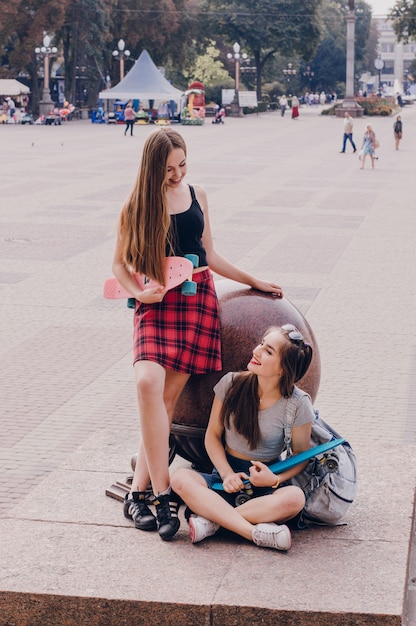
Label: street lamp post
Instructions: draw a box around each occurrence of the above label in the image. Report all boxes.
[35,34,58,117]
[227,42,248,117]
[303,66,314,88]
[283,63,297,84]
[374,57,384,96]
[403,69,409,94]
[112,39,130,82]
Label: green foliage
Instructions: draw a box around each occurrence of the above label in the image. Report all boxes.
[357,98,396,115]
[60,0,110,105]
[199,0,323,99]
[322,97,397,116]
[183,42,231,85]
[301,0,372,93]
[390,0,416,42]
[262,80,285,103]
[0,0,376,111]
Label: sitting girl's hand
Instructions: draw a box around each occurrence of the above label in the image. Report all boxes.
[249,461,276,487]
[222,471,249,493]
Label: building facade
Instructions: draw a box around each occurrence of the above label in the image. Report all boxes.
[375,18,416,93]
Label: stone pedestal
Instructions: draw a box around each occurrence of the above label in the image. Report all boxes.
[335,10,363,118]
[335,98,363,118]
[170,280,321,471]
[230,93,243,118]
[38,88,55,117]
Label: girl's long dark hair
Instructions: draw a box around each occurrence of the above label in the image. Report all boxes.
[220,327,313,449]
[220,372,260,450]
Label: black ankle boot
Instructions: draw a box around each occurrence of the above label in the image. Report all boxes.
[154,492,180,541]
[124,491,157,531]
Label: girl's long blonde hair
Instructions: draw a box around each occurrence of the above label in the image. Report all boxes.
[119,128,187,286]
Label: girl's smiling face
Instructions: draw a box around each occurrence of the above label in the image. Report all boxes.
[164,148,187,188]
[247,330,284,380]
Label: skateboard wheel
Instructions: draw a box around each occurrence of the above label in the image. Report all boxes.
[184,253,199,268]
[127,298,136,309]
[181,280,197,296]
[235,492,251,507]
[324,453,339,473]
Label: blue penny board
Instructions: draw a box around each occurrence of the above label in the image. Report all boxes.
[212,438,345,492]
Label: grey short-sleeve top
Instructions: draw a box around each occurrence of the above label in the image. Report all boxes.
[213,372,315,462]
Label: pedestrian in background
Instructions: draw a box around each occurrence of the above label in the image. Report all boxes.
[291,95,300,119]
[123,101,136,136]
[6,97,15,121]
[360,124,377,170]
[279,95,287,117]
[340,112,357,154]
[393,115,403,150]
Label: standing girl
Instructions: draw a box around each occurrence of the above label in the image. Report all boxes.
[112,128,283,541]
[171,325,315,551]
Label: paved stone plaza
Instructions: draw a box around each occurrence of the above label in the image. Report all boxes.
[1,106,416,624]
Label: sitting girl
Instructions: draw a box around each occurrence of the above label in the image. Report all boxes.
[171,324,315,551]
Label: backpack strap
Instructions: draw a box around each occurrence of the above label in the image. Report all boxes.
[283,393,300,458]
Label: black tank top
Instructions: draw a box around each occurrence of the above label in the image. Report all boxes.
[168,185,208,266]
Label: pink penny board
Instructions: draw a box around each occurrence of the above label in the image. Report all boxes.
[103,256,194,299]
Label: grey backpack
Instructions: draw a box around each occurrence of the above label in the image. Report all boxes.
[284,393,357,528]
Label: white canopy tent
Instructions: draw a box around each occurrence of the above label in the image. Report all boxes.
[98,49,183,108]
[0,79,30,96]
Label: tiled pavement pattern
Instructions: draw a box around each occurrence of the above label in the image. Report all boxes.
[1,107,415,513]
[1,105,416,623]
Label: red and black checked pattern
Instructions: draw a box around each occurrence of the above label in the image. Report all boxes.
[133,269,222,374]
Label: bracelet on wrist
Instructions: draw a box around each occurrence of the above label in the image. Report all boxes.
[271,477,280,489]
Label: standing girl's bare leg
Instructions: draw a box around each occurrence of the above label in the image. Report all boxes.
[134,361,189,495]
[130,361,189,540]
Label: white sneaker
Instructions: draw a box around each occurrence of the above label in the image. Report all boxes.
[189,514,220,544]
[252,523,292,551]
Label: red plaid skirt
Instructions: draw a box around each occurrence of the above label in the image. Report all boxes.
[133,269,222,374]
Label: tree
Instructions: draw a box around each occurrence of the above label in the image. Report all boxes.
[199,0,323,100]
[0,0,66,107]
[389,0,416,41]
[296,0,372,94]
[106,0,200,88]
[0,0,200,108]
[59,0,110,107]
[0,0,21,44]
[183,42,231,84]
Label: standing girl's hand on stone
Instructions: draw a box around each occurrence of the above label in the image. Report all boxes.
[251,279,283,298]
